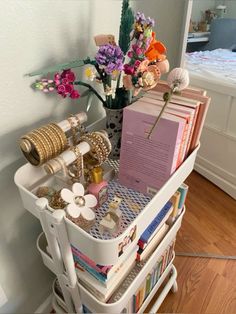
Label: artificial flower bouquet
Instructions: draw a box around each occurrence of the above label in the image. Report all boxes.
[30,1,169,110]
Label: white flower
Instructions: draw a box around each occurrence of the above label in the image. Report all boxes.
[84,67,97,81]
[167,67,189,92]
[61,183,97,220]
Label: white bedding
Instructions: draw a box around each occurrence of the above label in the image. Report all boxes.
[185,49,236,85]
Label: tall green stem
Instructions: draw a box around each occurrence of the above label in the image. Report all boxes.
[73,81,106,106]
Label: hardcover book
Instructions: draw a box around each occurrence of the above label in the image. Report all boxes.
[144,93,200,157]
[153,82,210,152]
[119,100,186,195]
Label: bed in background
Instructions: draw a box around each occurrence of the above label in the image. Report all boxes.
[185,18,236,200]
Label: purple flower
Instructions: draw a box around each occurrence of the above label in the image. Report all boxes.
[95,44,124,75]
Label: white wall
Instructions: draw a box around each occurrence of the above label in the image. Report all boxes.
[134,0,187,70]
[0,0,187,312]
[216,0,236,18]
[191,0,216,23]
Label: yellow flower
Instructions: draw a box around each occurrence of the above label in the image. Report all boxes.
[84,67,96,81]
[111,70,119,80]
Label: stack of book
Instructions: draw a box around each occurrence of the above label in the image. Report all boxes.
[168,182,189,222]
[119,83,210,195]
[109,241,175,312]
[132,241,175,313]
[73,245,137,302]
[136,201,172,262]
[72,199,176,303]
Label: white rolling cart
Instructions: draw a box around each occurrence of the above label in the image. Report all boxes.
[15,123,199,313]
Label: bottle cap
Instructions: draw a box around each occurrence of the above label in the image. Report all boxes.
[91,167,103,184]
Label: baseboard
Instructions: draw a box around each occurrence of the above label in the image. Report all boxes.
[35,295,52,313]
[194,159,236,200]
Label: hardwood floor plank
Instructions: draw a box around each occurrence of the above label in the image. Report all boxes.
[157,171,236,313]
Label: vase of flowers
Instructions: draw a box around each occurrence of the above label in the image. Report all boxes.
[29,0,170,158]
[104,107,123,159]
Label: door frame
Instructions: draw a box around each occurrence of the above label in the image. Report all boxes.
[179,0,193,67]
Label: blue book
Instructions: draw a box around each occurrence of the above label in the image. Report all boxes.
[140,201,172,243]
[178,183,189,209]
[74,255,107,283]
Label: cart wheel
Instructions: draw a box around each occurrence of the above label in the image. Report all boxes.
[171,281,178,293]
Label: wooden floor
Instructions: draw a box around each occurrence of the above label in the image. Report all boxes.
[148,171,236,313]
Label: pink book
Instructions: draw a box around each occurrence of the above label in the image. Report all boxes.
[144,92,200,157]
[180,92,210,152]
[156,80,207,96]
[154,83,211,151]
[119,100,186,195]
[142,96,193,163]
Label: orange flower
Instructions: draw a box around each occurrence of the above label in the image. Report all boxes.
[145,32,167,62]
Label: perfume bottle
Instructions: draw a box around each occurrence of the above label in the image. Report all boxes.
[88,167,108,208]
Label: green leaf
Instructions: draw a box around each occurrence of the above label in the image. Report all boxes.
[27,57,95,77]
[118,0,134,55]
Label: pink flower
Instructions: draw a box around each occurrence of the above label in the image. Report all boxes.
[57,84,66,93]
[136,47,143,56]
[54,73,61,81]
[127,51,133,58]
[141,65,161,90]
[65,84,73,94]
[70,90,80,99]
[54,79,61,86]
[124,64,135,75]
[132,44,138,51]
[137,60,149,73]
[66,71,76,82]
[61,69,70,79]
[61,78,69,85]
[134,60,141,68]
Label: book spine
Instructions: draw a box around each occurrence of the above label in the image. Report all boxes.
[135,290,140,313]
[160,250,168,276]
[74,256,107,283]
[185,106,199,156]
[157,259,163,282]
[170,191,181,219]
[139,282,146,309]
[170,120,185,173]
[145,274,152,299]
[151,268,156,290]
[176,120,188,167]
[178,183,189,211]
[140,202,172,243]
[189,97,210,152]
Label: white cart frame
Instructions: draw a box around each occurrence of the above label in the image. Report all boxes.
[15,124,199,313]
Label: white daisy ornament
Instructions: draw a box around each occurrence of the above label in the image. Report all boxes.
[60,183,97,220]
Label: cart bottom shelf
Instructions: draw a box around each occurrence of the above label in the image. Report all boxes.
[51,262,177,314]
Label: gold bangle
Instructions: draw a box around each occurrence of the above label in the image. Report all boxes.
[80,134,104,166]
[48,123,68,150]
[29,132,47,164]
[41,125,61,156]
[21,134,44,166]
[90,133,109,160]
[32,129,52,160]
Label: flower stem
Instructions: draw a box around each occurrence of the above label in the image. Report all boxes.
[147,89,174,139]
[73,81,106,106]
